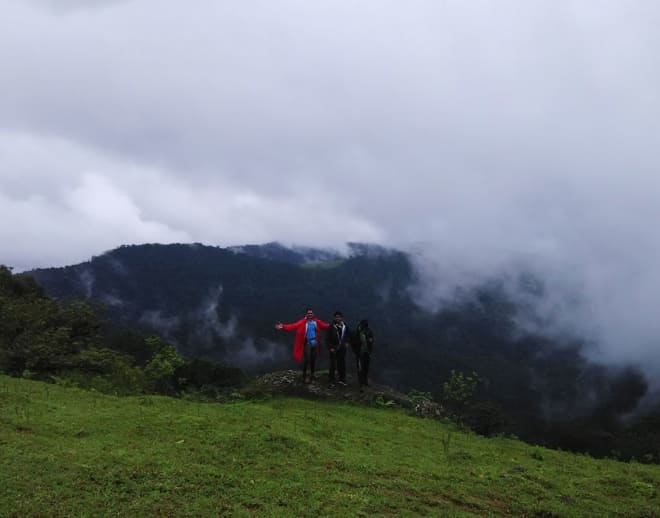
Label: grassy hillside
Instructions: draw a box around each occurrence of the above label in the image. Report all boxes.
[1,375,658,517]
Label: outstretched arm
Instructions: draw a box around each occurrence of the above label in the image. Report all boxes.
[276,319,303,332]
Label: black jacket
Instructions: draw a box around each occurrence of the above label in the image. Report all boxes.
[355,322,374,354]
[327,321,350,350]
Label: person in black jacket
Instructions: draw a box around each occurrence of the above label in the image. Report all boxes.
[354,319,374,392]
[327,310,350,387]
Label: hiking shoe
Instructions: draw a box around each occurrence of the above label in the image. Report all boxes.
[328,383,335,389]
[337,380,347,387]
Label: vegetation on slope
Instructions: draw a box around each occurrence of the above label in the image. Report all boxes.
[1,375,659,517]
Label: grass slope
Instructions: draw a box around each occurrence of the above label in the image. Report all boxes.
[1,375,659,517]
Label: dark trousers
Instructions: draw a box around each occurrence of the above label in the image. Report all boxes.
[357,352,370,387]
[328,345,346,382]
[302,346,317,378]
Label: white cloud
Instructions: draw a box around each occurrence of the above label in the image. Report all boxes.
[0,131,383,269]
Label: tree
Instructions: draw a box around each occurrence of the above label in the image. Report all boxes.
[442,370,480,414]
[144,339,185,394]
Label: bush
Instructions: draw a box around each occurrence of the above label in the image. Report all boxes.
[442,370,479,411]
[144,343,185,394]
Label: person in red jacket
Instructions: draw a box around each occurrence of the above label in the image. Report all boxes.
[275,308,330,383]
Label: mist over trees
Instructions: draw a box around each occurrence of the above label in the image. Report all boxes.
[0,265,242,397]
[20,243,660,461]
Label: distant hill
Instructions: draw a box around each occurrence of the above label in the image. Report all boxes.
[228,241,393,264]
[25,242,659,458]
[27,242,414,373]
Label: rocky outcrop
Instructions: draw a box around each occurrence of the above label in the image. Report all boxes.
[248,370,445,419]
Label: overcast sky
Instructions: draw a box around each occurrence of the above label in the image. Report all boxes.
[2,1,660,378]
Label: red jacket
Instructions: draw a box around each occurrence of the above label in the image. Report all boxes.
[281,317,330,363]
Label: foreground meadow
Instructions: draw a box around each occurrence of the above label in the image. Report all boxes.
[1,375,658,517]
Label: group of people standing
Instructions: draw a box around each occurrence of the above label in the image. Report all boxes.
[275,308,374,391]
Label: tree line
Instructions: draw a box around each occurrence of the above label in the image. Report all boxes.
[0,265,243,397]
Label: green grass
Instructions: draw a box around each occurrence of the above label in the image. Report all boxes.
[1,375,659,517]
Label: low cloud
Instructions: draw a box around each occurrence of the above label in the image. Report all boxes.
[230,338,289,371]
[138,310,180,340]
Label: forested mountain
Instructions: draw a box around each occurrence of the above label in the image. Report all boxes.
[25,242,660,459]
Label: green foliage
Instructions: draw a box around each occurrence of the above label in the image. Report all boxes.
[440,431,453,457]
[2,375,660,517]
[0,265,43,297]
[75,347,132,374]
[442,370,480,408]
[372,393,398,408]
[0,266,100,376]
[101,327,161,366]
[0,264,241,398]
[461,400,509,437]
[144,342,185,394]
[530,446,546,461]
[408,388,433,403]
[67,348,146,395]
[441,371,509,436]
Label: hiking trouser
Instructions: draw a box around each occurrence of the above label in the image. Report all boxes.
[357,352,371,387]
[302,345,317,377]
[328,345,346,382]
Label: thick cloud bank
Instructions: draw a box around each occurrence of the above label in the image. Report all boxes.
[1,1,659,379]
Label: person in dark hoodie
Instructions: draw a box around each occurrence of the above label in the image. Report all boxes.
[327,310,350,388]
[354,319,374,392]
